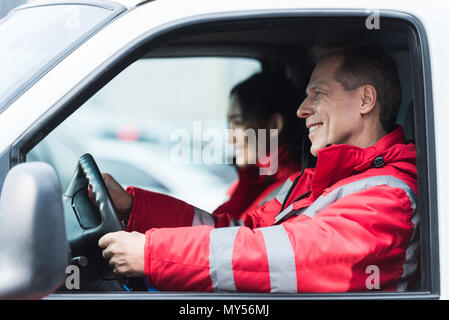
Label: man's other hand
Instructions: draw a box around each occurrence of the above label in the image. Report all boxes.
[88,173,133,221]
[98,231,145,277]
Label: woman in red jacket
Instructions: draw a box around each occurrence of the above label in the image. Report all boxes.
[213,72,309,223]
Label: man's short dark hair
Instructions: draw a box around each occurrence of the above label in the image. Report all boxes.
[309,43,401,133]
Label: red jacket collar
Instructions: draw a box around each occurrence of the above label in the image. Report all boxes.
[310,126,416,198]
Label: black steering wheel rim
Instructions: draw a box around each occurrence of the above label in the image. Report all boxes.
[63,153,126,290]
[66,153,123,236]
[63,153,150,292]
[77,153,122,233]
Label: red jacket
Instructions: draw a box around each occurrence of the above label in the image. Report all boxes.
[126,127,418,292]
[212,146,298,222]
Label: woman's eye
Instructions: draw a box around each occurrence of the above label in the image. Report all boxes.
[232,120,244,127]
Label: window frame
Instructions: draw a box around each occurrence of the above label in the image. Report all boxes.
[0,0,126,114]
[7,8,439,299]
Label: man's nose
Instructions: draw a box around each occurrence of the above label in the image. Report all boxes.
[297,97,313,119]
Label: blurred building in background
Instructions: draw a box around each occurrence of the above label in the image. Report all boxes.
[0,0,27,19]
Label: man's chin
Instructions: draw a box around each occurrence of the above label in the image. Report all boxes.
[310,142,328,157]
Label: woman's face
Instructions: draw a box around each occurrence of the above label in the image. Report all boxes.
[227,95,258,167]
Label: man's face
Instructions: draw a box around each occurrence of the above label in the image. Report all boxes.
[297,56,364,156]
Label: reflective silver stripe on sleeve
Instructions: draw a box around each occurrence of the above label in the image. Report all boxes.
[396,211,420,291]
[192,207,215,226]
[274,178,293,203]
[260,225,297,293]
[209,227,240,292]
[301,175,417,219]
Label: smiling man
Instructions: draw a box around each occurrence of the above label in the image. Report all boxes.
[301,44,398,156]
[99,43,419,292]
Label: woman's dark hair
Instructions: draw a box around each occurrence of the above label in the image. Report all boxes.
[230,72,311,168]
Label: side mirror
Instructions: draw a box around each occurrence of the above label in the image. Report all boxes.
[0,162,68,299]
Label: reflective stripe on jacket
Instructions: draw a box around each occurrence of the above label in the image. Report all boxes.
[126,126,418,292]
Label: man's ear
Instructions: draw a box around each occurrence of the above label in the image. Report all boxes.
[359,85,378,115]
[268,113,284,134]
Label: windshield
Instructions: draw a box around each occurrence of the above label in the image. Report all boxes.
[0,3,124,112]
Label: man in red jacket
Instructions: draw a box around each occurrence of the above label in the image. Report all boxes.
[99,43,418,292]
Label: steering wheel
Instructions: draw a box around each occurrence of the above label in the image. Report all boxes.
[62,153,131,291]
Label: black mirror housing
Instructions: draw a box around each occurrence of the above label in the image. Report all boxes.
[0,162,68,299]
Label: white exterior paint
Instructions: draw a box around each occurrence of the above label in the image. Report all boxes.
[1,0,448,298]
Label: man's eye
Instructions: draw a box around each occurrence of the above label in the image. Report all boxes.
[313,91,322,100]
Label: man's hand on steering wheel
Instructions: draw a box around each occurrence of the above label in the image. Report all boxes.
[98,231,146,277]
